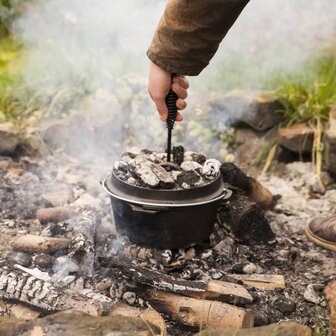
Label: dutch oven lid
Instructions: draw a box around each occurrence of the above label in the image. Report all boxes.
[102,170,229,207]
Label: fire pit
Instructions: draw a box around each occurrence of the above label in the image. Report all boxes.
[101,150,231,249]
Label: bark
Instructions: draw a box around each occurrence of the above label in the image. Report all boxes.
[146,289,254,330]
[69,210,97,277]
[220,162,273,209]
[218,192,275,243]
[99,257,207,295]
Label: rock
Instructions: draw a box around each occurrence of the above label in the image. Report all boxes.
[122,292,136,305]
[9,304,40,321]
[233,128,270,169]
[324,106,336,176]
[325,280,336,336]
[18,127,50,157]
[0,310,159,336]
[271,295,296,315]
[0,122,19,155]
[41,115,95,158]
[210,90,284,131]
[304,284,324,304]
[195,322,311,336]
[277,123,314,154]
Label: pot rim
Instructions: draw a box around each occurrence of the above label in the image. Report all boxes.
[101,175,231,207]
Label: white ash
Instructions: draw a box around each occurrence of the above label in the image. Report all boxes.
[113,149,220,190]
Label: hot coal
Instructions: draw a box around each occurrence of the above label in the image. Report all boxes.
[114,149,220,190]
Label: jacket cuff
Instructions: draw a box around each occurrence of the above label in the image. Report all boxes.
[147,49,204,77]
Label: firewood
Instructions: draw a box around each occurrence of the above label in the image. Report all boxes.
[99,257,207,295]
[146,289,254,330]
[324,280,336,336]
[109,302,167,336]
[218,192,275,243]
[10,234,71,254]
[69,210,97,277]
[36,207,76,224]
[0,265,110,316]
[220,162,273,209]
[189,280,253,305]
[230,274,285,289]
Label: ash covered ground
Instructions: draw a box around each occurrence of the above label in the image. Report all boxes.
[0,152,335,334]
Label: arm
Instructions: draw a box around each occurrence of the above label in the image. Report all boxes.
[148,0,250,76]
[148,0,249,120]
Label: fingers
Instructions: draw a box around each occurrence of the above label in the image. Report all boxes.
[173,76,189,89]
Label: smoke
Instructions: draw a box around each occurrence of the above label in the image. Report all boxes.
[11,0,336,160]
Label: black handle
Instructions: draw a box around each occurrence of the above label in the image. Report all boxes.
[165,89,178,130]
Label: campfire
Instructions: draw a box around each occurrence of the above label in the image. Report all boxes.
[1,145,334,336]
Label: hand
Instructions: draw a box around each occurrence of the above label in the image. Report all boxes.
[148,61,189,121]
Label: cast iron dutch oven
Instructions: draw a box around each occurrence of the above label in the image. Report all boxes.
[101,170,231,249]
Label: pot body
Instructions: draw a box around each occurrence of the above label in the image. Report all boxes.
[110,196,222,249]
[102,172,227,249]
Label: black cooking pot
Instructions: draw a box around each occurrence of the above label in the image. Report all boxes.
[101,171,230,249]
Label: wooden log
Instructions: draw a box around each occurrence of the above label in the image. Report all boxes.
[146,289,254,330]
[190,280,253,305]
[10,234,71,254]
[36,207,76,224]
[0,311,159,336]
[195,321,312,336]
[218,192,275,243]
[69,210,97,277]
[324,280,336,336]
[9,303,40,321]
[0,265,110,316]
[109,302,167,336]
[220,162,273,209]
[99,257,207,295]
[230,274,285,289]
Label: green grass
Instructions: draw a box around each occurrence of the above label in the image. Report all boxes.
[268,46,336,127]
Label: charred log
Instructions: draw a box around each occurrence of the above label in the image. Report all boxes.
[218,192,275,243]
[220,162,274,209]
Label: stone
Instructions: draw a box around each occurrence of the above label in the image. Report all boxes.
[41,115,95,158]
[18,127,50,157]
[0,122,19,155]
[210,90,284,131]
[0,310,159,336]
[304,284,324,304]
[324,106,336,176]
[195,322,312,336]
[277,123,314,154]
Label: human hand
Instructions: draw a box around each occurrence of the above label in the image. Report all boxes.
[148,61,189,121]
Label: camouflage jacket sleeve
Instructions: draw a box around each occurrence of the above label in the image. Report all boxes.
[147,0,250,76]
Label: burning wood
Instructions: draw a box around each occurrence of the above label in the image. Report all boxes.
[230,274,285,289]
[69,210,97,277]
[10,234,71,254]
[0,265,112,316]
[220,162,274,209]
[146,289,254,330]
[36,207,76,224]
[109,302,167,336]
